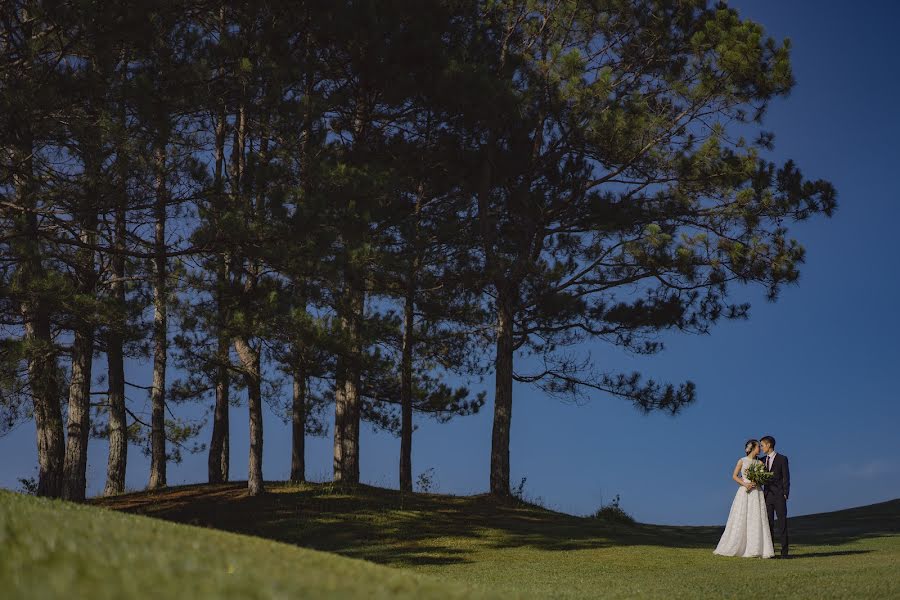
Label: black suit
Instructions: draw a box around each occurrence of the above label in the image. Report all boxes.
[761,453,790,556]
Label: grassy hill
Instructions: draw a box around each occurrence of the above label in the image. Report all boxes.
[0,488,494,600]
[4,482,898,599]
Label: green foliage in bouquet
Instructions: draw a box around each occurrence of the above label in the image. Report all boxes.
[745,461,775,492]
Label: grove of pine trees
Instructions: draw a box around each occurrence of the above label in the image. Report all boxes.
[0,0,835,500]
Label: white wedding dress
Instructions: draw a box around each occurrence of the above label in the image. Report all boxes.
[713,456,775,558]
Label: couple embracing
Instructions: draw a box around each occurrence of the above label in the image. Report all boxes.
[714,436,790,559]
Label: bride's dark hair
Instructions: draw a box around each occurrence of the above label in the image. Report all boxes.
[744,439,759,456]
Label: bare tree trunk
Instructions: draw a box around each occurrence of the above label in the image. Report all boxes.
[333,361,346,481]
[343,287,363,484]
[247,360,263,495]
[14,138,65,497]
[148,138,168,490]
[290,370,306,483]
[290,25,313,487]
[11,5,65,499]
[344,382,361,485]
[221,422,229,482]
[104,193,128,495]
[103,235,128,495]
[490,292,514,497]
[62,115,100,502]
[104,83,129,496]
[208,330,230,483]
[63,207,98,501]
[23,303,65,498]
[241,98,269,496]
[229,98,262,495]
[334,279,363,484]
[62,326,94,501]
[399,185,424,493]
[333,88,369,485]
[234,337,263,495]
[103,316,127,496]
[399,283,414,492]
[61,314,95,503]
[24,305,65,498]
[208,45,230,483]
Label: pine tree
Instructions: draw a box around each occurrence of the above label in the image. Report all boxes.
[469,1,836,495]
[101,46,136,497]
[1,1,74,498]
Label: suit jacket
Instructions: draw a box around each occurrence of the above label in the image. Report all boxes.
[762,453,790,501]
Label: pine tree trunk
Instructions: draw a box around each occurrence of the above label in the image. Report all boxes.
[234,337,263,495]
[345,287,364,484]
[25,304,65,498]
[221,425,229,482]
[344,361,361,484]
[62,326,94,501]
[400,186,423,493]
[104,322,127,495]
[246,348,263,496]
[291,21,315,487]
[332,277,346,482]
[208,59,230,484]
[333,361,346,481]
[208,330,230,483]
[12,15,65,498]
[291,38,313,487]
[333,88,369,485]
[62,121,100,502]
[333,280,363,484]
[229,76,262,496]
[104,91,129,496]
[290,370,306,483]
[243,100,268,496]
[15,155,65,498]
[399,265,416,493]
[148,139,168,490]
[15,163,65,497]
[103,203,128,495]
[490,294,515,497]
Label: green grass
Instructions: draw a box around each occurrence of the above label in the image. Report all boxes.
[0,488,495,600]
[3,483,898,599]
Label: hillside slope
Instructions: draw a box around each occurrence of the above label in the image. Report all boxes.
[0,489,498,600]
[93,482,900,599]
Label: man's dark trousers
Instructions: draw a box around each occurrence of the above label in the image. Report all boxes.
[765,493,789,557]
[763,452,790,557]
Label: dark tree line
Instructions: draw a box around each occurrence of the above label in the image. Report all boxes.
[0,0,835,500]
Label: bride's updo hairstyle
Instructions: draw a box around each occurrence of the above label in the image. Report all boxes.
[744,439,759,456]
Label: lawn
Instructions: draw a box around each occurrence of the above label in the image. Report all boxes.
[3,482,898,598]
[0,488,495,600]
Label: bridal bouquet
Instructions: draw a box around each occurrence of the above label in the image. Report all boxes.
[744,461,774,492]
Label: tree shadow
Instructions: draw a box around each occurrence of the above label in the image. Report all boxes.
[786,500,900,547]
[92,482,899,569]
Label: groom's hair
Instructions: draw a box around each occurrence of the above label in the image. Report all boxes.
[761,435,776,448]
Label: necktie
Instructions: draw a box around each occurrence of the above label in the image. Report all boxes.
[766,456,771,470]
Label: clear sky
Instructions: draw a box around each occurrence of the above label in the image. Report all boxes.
[2,1,898,525]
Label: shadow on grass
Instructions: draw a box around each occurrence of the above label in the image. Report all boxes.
[92,482,899,569]
[786,550,872,559]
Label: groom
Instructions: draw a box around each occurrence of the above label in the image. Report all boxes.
[759,435,790,558]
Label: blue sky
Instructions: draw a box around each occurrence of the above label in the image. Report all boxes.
[2,1,899,525]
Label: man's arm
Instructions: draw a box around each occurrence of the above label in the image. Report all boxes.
[782,455,790,500]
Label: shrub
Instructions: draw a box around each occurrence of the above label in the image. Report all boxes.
[592,494,635,525]
[416,468,436,493]
[17,476,38,495]
[511,476,547,508]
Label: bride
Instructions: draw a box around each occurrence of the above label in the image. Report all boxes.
[713,439,775,558]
